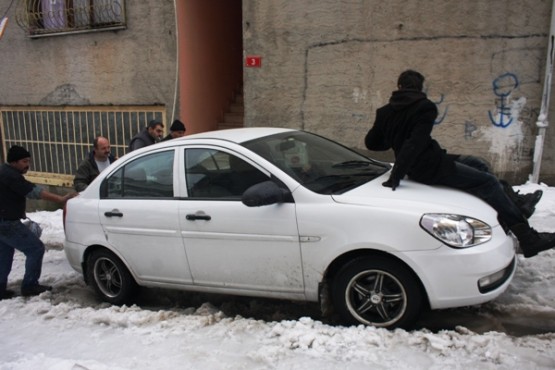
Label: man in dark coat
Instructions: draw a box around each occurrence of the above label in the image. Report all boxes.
[74,136,116,192]
[161,119,186,141]
[0,146,76,299]
[128,119,164,152]
[365,69,554,258]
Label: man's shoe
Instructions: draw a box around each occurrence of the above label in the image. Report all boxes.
[511,223,555,258]
[21,284,52,297]
[517,190,543,219]
[0,289,16,300]
[500,180,543,218]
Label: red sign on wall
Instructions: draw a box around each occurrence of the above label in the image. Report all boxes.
[245,55,262,68]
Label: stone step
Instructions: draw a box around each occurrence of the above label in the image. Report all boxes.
[218,122,243,130]
[224,112,244,124]
[229,103,244,113]
[218,87,244,130]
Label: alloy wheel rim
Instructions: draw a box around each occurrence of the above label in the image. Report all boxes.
[345,269,407,327]
[94,257,123,298]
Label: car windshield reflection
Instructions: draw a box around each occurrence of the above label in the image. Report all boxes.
[242,131,390,194]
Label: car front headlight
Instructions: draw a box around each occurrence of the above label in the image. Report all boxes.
[420,214,492,248]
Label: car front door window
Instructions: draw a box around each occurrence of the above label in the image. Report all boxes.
[185,149,268,199]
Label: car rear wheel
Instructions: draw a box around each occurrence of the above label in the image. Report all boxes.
[331,256,423,329]
[86,249,138,305]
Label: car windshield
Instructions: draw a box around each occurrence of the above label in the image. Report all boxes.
[242,131,391,194]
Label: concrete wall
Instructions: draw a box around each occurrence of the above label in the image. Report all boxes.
[243,0,555,184]
[0,0,178,120]
[3,0,555,185]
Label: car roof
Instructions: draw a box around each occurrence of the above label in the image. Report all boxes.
[172,127,296,144]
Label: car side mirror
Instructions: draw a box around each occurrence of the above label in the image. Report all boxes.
[242,180,291,207]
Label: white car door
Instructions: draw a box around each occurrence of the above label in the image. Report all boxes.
[178,147,304,295]
[99,149,194,285]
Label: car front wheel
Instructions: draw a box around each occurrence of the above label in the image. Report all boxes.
[331,256,424,329]
[86,249,138,305]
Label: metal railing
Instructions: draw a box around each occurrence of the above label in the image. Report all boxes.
[15,0,126,37]
[0,105,166,187]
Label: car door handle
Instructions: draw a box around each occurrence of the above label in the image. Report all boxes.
[186,213,211,221]
[104,210,124,218]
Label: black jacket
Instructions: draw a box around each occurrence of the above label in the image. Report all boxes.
[0,163,35,219]
[365,90,455,184]
[128,128,156,152]
[161,133,174,142]
[73,151,116,191]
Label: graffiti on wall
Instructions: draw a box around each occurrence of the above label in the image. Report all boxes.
[488,72,520,128]
[430,93,448,125]
[480,72,528,176]
[429,73,529,130]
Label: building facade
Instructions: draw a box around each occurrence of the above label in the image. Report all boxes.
[1,0,554,186]
[242,0,555,184]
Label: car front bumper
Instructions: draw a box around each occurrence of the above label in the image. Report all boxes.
[401,231,517,310]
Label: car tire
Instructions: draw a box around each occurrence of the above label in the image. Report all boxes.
[331,256,423,329]
[86,249,138,305]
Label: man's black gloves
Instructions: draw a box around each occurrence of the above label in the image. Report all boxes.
[382,176,400,191]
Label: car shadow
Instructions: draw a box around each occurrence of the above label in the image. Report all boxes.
[134,287,327,324]
[133,287,555,336]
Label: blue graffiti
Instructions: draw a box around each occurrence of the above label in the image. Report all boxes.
[430,94,448,125]
[488,72,519,128]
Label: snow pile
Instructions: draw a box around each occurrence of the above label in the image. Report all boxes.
[0,183,553,369]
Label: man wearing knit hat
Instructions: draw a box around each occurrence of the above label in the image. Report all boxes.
[161,119,186,141]
[0,145,76,299]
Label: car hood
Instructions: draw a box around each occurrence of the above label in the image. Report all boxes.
[331,175,500,223]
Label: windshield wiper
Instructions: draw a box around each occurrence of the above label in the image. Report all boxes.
[332,160,372,169]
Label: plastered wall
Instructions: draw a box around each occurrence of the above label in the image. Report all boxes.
[2,0,555,185]
[0,1,178,120]
[243,0,555,184]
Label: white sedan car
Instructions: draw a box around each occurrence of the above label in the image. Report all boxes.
[64,127,516,329]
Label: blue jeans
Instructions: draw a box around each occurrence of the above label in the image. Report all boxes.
[435,155,526,227]
[0,220,45,292]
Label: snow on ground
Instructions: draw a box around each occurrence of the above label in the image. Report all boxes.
[0,183,554,369]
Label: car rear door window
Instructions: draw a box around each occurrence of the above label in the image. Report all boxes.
[102,150,174,198]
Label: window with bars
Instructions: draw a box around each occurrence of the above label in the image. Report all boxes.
[16,0,126,37]
[0,106,166,187]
